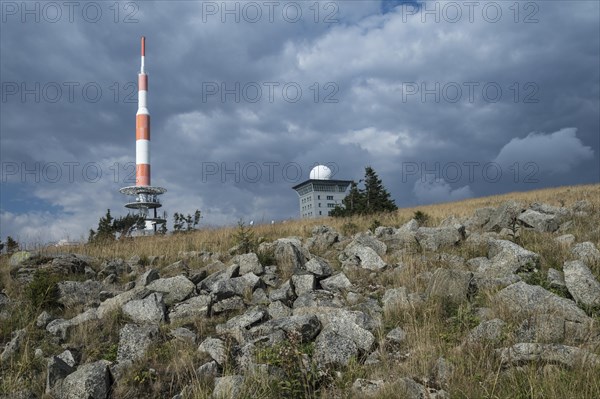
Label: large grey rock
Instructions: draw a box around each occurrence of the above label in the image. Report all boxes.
[464,207,495,229]
[386,327,407,346]
[293,306,380,332]
[415,226,465,251]
[57,350,79,368]
[136,269,160,287]
[340,241,386,271]
[465,319,506,346]
[305,225,340,253]
[483,200,525,232]
[272,238,310,274]
[547,268,567,290]
[57,280,104,307]
[97,287,149,319]
[53,360,112,399]
[248,315,321,343]
[572,242,600,265]
[352,379,384,397]
[116,323,159,364]
[147,276,195,306]
[426,268,475,304]
[314,327,359,368]
[210,273,261,300]
[46,356,75,393]
[494,282,596,344]
[212,375,244,399]
[382,287,411,312]
[46,309,98,340]
[215,308,266,337]
[352,233,387,256]
[267,301,291,319]
[291,274,315,296]
[168,295,211,321]
[198,337,227,366]
[268,280,295,303]
[517,209,560,232]
[169,327,197,344]
[232,253,264,275]
[555,234,576,246]
[563,260,600,307]
[36,311,54,328]
[497,343,600,368]
[212,296,246,314]
[304,256,333,278]
[197,360,219,379]
[122,293,166,324]
[293,290,345,309]
[397,378,429,398]
[320,273,352,291]
[199,264,239,292]
[478,240,539,277]
[1,328,26,363]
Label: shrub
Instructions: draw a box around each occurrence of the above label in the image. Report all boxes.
[25,270,61,311]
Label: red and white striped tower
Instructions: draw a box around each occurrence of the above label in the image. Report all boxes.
[136,36,150,186]
[120,36,166,233]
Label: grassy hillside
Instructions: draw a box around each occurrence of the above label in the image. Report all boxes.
[1,183,599,399]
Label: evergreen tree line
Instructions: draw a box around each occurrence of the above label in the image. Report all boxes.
[330,166,397,217]
[0,236,19,254]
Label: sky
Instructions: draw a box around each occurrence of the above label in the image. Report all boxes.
[1,0,599,244]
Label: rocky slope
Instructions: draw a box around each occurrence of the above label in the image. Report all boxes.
[1,198,599,398]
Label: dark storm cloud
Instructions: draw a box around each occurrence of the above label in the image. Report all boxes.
[1,0,598,243]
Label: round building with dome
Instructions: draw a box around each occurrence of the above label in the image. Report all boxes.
[292,165,352,218]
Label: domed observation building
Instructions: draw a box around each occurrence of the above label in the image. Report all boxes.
[292,165,352,218]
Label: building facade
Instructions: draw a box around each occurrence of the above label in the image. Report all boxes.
[292,179,352,218]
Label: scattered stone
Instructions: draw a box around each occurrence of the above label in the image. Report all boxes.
[320,273,352,291]
[117,323,159,364]
[397,377,429,399]
[57,349,79,368]
[46,356,75,393]
[198,338,227,366]
[170,327,197,344]
[382,287,411,312]
[212,296,246,314]
[555,234,575,246]
[415,225,465,251]
[212,375,244,399]
[122,293,166,324]
[572,242,600,265]
[56,280,104,307]
[340,241,387,271]
[496,343,600,368]
[232,253,264,275]
[352,378,384,397]
[53,360,112,399]
[146,276,196,306]
[36,311,54,328]
[272,238,310,274]
[267,301,292,320]
[426,268,476,304]
[291,274,316,296]
[478,240,539,277]
[168,295,211,321]
[385,327,407,346]
[46,309,98,340]
[305,225,340,253]
[136,269,160,287]
[304,256,333,278]
[563,260,600,307]
[465,319,506,346]
[314,327,359,368]
[197,360,219,379]
[1,328,26,363]
[483,200,525,232]
[547,268,566,290]
[517,209,560,232]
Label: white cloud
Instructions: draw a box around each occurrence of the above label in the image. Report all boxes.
[493,128,594,174]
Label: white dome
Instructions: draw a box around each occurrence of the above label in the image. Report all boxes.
[310,165,332,180]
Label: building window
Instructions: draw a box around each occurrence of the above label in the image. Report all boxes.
[318,195,321,199]
[327,203,335,208]
[327,195,333,200]
[319,211,322,215]
[319,203,321,207]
